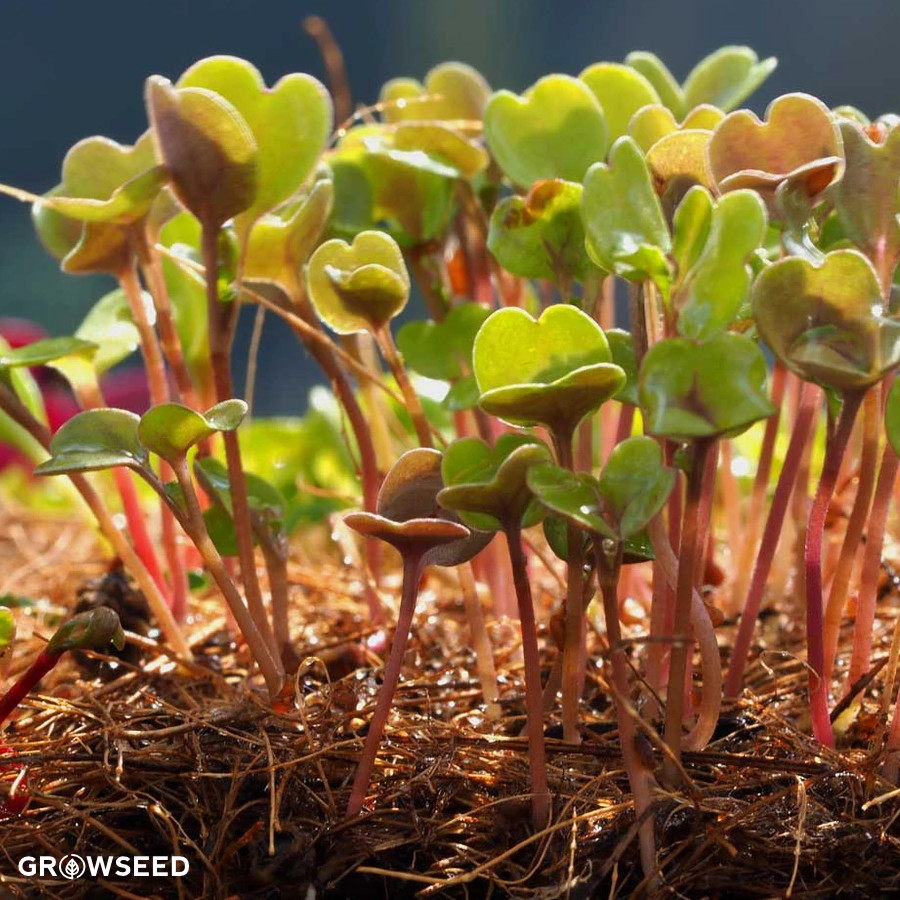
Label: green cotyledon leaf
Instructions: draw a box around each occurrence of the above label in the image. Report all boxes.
[438,434,552,531]
[582,137,672,289]
[484,74,609,187]
[473,305,625,433]
[638,332,775,440]
[305,231,410,334]
[752,249,900,390]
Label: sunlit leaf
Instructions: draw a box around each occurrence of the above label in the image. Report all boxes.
[484,74,609,187]
[306,230,410,334]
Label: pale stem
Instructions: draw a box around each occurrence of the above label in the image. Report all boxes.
[823,387,880,681]
[201,225,280,664]
[373,326,433,448]
[505,519,552,829]
[725,381,818,698]
[170,456,284,697]
[594,540,657,879]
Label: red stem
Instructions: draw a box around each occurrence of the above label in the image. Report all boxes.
[823,388,880,681]
[595,542,656,877]
[663,438,711,784]
[726,381,817,697]
[112,467,168,599]
[806,390,865,747]
[848,444,900,688]
[555,427,585,743]
[731,362,787,612]
[0,652,58,727]
[506,520,551,829]
[202,226,278,660]
[347,554,424,817]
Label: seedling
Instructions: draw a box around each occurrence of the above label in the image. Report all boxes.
[306,229,433,447]
[33,401,284,697]
[344,448,490,816]
[527,436,675,876]
[752,249,900,745]
[473,305,625,742]
[4,33,900,892]
[0,608,125,729]
[438,433,553,827]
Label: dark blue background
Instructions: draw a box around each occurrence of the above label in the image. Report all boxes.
[0,0,896,412]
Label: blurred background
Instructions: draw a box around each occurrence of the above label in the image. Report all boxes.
[0,0,897,414]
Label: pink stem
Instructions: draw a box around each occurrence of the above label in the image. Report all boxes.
[347,554,425,817]
[725,381,818,697]
[0,652,57,726]
[112,467,168,600]
[823,388,880,681]
[731,362,788,613]
[848,444,900,688]
[595,542,656,877]
[507,521,551,829]
[663,438,711,784]
[807,390,865,747]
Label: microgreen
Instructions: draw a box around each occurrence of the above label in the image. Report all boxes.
[3,38,900,880]
[344,449,490,816]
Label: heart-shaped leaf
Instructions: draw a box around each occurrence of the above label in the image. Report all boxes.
[672,187,767,340]
[578,62,660,141]
[73,288,141,375]
[32,199,133,276]
[392,123,489,179]
[682,46,778,113]
[396,303,490,381]
[138,399,247,464]
[145,75,258,229]
[243,177,334,295]
[177,57,331,233]
[639,333,775,439]
[33,133,169,226]
[487,179,588,285]
[582,136,672,286]
[438,434,552,530]
[484,74,609,187]
[528,436,674,540]
[34,409,148,476]
[628,103,724,153]
[752,249,900,390]
[47,608,125,655]
[328,127,458,245]
[306,230,410,334]
[473,305,625,433]
[833,119,900,277]
[0,336,98,396]
[624,52,686,118]
[708,93,843,218]
[527,464,612,537]
[381,62,491,123]
[443,375,481,411]
[348,447,492,567]
[194,455,286,523]
[626,48,776,118]
[597,436,676,537]
[0,335,44,426]
[645,129,717,217]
